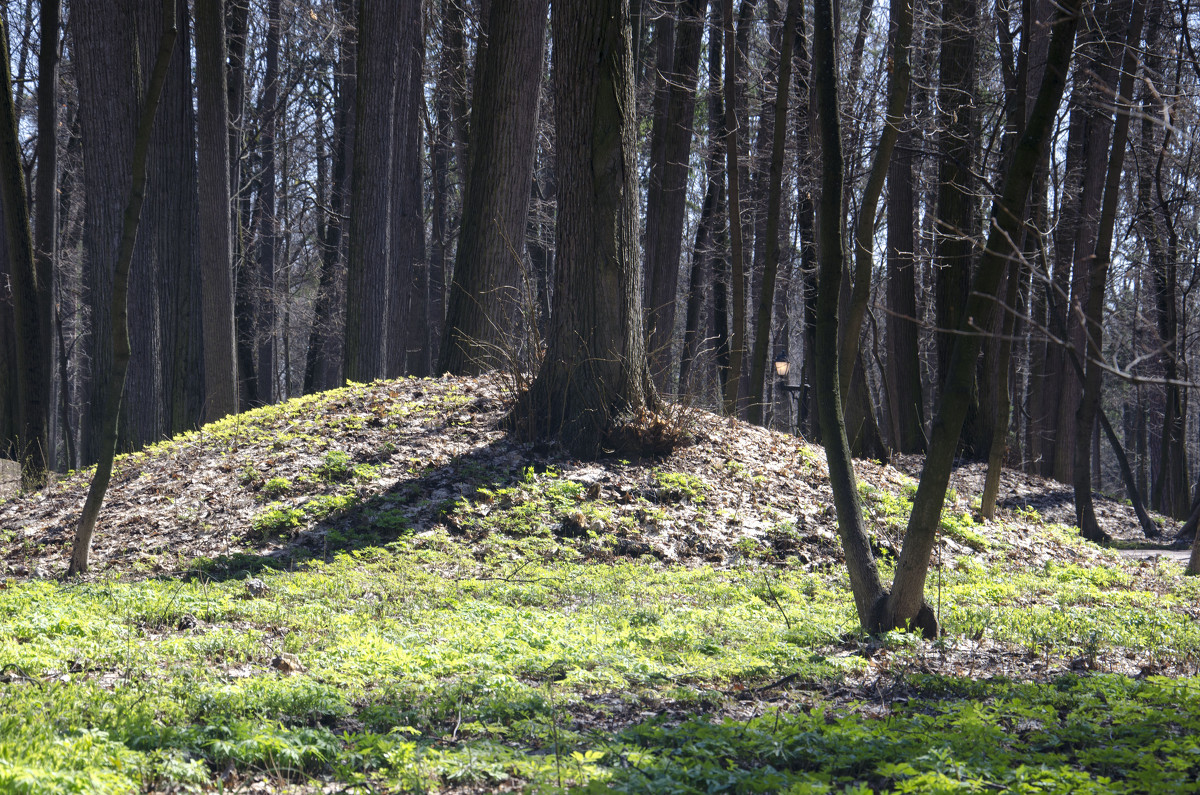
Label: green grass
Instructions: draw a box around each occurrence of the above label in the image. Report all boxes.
[3,378,1199,792]
[2,527,1199,792]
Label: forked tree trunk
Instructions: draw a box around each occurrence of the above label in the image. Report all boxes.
[811,0,886,628]
[883,0,1082,629]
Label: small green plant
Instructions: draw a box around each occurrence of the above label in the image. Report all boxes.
[317,450,354,482]
[239,464,262,487]
[654,471,707,503]
[252,502,306,536]
[262,476,291,497]
[304,492,359,521]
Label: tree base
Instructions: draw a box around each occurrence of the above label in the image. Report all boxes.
[869,592,939,640]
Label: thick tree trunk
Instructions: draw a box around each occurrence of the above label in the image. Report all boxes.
[72,0,142,465]
[438,0,549,375]
[886,93,923,453]
[520,0,656,457]
[0,12,50,484]
[390,0,425,376]
[195,0,239,420]
[345,0,400,382]
[933,0,981,457]
[69,0,176,575]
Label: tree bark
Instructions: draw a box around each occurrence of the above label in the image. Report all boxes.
[1073,0,1142,543]
[439,0,549,375]
[69,0,176,575]
[746,0,799,426]
[811,0,886,627]
[884,0,1082,628]
[0,11,50,485]
[721,0,747,415]
[195,0,239,420]
[643,0,705,392]
[519,0,657,457]
[345,0,400,382]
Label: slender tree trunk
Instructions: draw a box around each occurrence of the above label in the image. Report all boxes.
[643,0,706,392]
[304,0,354,394]
[885,0,1081,628]
[1073,0,1142,543]
[255,0,280,403]
[838,0,911,402]
[721,0,747,415]
[746,0,799,425]
[811,0,886,627]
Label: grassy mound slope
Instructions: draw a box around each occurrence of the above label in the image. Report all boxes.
[1,376,1198,793]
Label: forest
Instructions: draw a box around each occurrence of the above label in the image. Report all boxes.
[2,0,1200,791]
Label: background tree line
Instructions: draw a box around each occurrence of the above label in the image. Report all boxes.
[2,0,1199,548]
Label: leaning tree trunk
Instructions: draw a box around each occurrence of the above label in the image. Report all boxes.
[811,0,886,628]
[69,0,177,576]
[883,0,1082,630]
[518,0,657,458]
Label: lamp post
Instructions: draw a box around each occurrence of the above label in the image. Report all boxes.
[775,353,803,436]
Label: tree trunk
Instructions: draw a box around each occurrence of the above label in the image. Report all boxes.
[932,0,980,457]
[195,0,239,420]
[439,0,549,375]
[643,0,705,393]
[746,0,799,426]
[69,0,176,575]
[387,0,425,376]
[304,0,354,394]
[884,0,1082,629]
[811,0,886,627]
[344,0,400,382]
[0,11,50,485]
[1073,0,1142,543]
[886,89,923,453]
[721,0,747,416]
[519,0,657,457]
[255,0,281,403]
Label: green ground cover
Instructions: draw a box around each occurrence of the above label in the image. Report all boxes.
[1,379,1198,793]
[1,531,1198,793]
